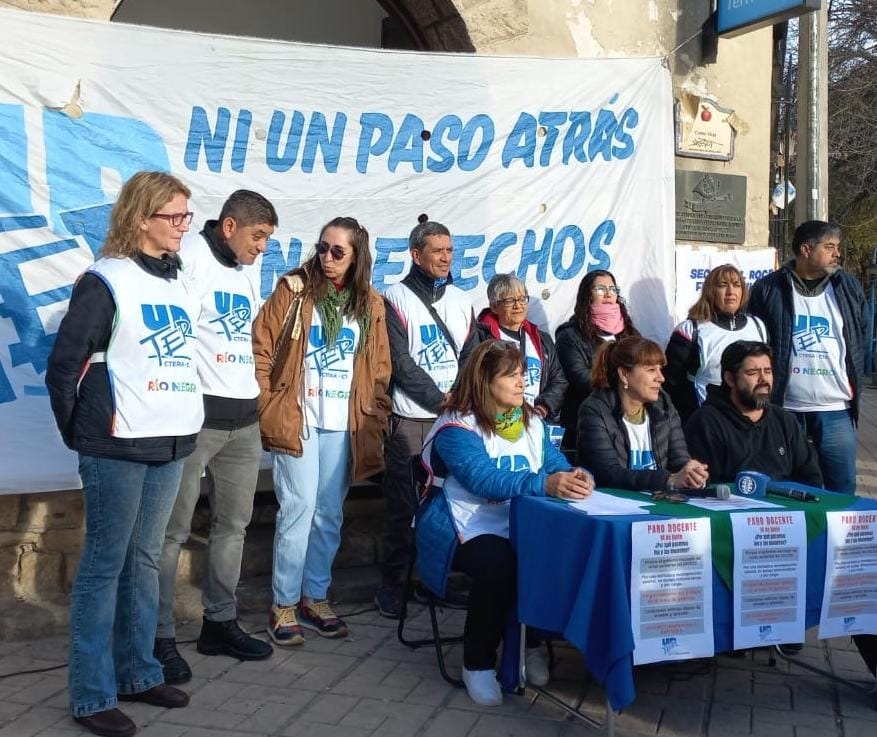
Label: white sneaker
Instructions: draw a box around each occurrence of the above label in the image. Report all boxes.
[525,646,550,686]
[462,667,503,706]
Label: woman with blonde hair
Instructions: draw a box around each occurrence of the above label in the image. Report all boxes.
[46,171,201,736]
[253,217,391,645]
[665,264,767,424]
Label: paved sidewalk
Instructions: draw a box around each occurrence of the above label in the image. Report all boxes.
[3,389,877,737]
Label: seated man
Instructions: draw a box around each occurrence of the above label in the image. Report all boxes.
[684,341,822,487]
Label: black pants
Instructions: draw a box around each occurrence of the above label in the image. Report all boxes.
[380,415,434,585]
[452,534,537,670]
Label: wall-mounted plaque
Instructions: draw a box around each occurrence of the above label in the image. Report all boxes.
[675,93,736,161]
[675,170,746,244]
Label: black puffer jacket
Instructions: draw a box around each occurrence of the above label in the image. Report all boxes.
[748,262,867,421]
[576,388,690,491]
[45,254,197,462]
[684,384,822,487]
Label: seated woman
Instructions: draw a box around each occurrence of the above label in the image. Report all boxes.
[415,340,594,706]
[576,336,709,492]
[665,264,768,424]
[476,273,567,422]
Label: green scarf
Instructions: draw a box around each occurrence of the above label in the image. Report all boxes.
[316,285,371,352]
[495,406,525,442]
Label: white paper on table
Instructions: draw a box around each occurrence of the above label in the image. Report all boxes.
[567,491,654,516]
[630,517,714,664]
[818,510,877,638]
[685,494,783,512]
[730,510,807,649]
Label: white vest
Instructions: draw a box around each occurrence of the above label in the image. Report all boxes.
[180,232,260,399]
[784,285,852,412]
[89,257,204,438]
[499,327,542,406]
[422,411,546,542]
[303,308,360,431]
[384,282,472,419]
[675,316,767,404]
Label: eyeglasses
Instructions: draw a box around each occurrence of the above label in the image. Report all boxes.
[592,285,621,297]
[651,490,689,503]
[150,212,193,227]
[497,295,530,308]
[317,243,348,261]
[488,340,517,352]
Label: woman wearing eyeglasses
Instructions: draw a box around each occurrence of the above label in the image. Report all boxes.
[576,336,709,492]
[476,273,567,422]
[664,264,768,425]
[416,340,593,706]
[555,270,639,450]
[46,172,202,736]
[253,217,391,646]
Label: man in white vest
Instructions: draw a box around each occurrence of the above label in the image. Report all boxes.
[155,191,278,682]
[749,220,867,495]
[375,219,479,618]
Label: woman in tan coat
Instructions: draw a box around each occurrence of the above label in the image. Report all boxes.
[253,217,390,645]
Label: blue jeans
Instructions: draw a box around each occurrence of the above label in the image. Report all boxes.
[69,455,184,717]
[271,430,351,605]
[792,409,858,494]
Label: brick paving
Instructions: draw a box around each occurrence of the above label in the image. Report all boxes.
[3,390,877,736]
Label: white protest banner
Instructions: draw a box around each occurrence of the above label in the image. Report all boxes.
[673,247,776,325]
[0,9,675,493]
[631,518,714,664]
[731,510,807,649]
[819,510,877,638]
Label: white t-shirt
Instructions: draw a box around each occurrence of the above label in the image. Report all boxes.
[623,416,657,470]
[302,308,360,431]
[784,285,853,412]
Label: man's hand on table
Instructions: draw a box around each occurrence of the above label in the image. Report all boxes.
[546,467,594,500]
[668,459,710,490]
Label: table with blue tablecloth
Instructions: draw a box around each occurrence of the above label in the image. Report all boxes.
[510,490,877,712]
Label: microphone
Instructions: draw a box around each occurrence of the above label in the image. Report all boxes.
[766,483,820,503]
[679,483,732,500]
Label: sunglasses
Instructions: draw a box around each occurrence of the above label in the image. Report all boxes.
[651,490,689,503]
[317,243,348,261]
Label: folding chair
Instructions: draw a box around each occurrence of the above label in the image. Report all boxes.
[396,453,465,687]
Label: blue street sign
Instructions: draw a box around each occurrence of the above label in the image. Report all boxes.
[717,0,821,37]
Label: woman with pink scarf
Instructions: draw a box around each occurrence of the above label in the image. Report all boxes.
[555,270,639,450]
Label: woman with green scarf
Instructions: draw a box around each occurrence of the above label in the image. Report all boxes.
[253,217,391,645]
[416,340,594,706]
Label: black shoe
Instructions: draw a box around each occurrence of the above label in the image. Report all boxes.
[154,637,192,685]
[196,617,274,660]
[73,709,136,737]
[119,684,189,708]
[374,584,403,619]
[778,642,804,656]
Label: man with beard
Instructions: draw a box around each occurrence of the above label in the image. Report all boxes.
[684,341,822,486]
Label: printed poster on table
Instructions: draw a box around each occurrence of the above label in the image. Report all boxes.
[0,7,674,493]
[819,510,877,638]
[631,518,714,664]
[731,510,807,649]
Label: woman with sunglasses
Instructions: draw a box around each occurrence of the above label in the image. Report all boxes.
[46,172,201,737]
[576,336,709,492]
[253,217,391,646]
[664,264,768,425]
[416,340,593,706]
[476,273,567,421]
[555,270,639,450]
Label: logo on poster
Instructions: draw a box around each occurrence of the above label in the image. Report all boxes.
[661,637,678,655]
[758,625,773,642]
[843,616,857,633]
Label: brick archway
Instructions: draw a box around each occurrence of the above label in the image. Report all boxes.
[377,0,474,52]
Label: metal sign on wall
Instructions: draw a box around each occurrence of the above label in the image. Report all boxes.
[717,0,821,38]
[675,171,746,244]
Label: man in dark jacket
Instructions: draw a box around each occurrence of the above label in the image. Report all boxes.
[685,341,822,487]
[476,273,567,422]
[748,220,866,494]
